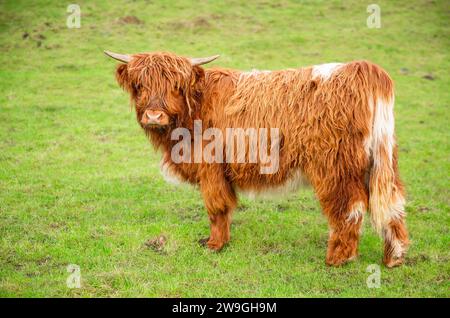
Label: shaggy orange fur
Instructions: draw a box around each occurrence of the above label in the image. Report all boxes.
[109,51,409,267]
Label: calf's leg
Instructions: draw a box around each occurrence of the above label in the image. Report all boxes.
[318,178,368,266]
[199,164,237,251]
[382,216,409,268]
[202,209,233,250]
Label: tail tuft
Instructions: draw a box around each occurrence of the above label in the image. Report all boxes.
[367,70,404,234]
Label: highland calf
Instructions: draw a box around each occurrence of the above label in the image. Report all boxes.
[105,51,409,267]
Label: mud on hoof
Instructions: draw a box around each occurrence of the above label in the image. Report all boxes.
[198,237,210,247]
[326,254,357,267]
[198,237,226,251]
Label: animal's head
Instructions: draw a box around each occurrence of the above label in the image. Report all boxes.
[104,51,219,131]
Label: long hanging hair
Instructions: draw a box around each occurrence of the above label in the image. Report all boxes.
[115,52,204,129]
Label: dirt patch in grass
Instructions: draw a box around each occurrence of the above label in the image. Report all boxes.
[165,15,218,31]
[422,73,436,80]
[405,253,430,265]
[118,16,144,25]
[145,235,167,253]
[276,203,290,212]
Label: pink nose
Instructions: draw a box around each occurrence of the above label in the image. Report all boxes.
[141,110,169,126]
[146,112,162,124]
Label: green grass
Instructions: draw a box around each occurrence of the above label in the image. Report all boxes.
[0,0,449,297]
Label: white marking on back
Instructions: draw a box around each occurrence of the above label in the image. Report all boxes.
[311,63,343,80]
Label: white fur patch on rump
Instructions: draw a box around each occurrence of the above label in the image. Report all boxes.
[311,63,344,80]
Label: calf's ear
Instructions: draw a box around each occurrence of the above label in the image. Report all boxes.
[115,64,139,101]
[190,65,205,87]
[115,64,130,90]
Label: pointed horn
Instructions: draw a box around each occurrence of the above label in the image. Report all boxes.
[189,55,220,66]
[104,50,131,63]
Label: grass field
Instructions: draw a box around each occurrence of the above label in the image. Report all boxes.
[0,0,449,297]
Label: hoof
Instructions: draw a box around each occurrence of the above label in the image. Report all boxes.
[326,255,357,267]
[384,256,404,268]
[198,237,225,251]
